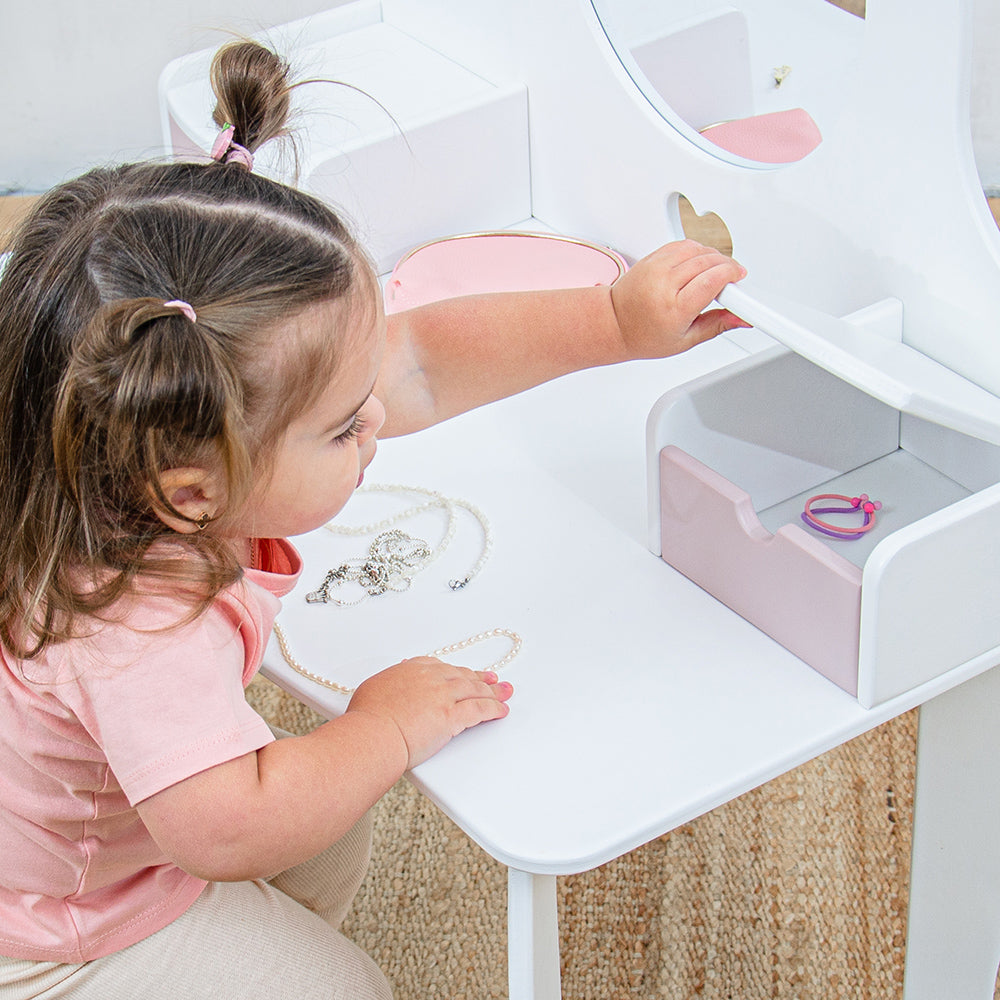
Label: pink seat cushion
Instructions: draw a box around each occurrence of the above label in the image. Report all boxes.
[385,232,628,313]
[701,108,822,163]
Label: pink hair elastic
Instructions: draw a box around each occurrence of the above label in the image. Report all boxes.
[165,299,197,323]
[210,124,254,170]
[801,493,882,540]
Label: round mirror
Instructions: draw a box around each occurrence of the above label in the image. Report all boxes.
[590,0,865,166]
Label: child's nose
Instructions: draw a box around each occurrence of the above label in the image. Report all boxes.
[363,396,387,439]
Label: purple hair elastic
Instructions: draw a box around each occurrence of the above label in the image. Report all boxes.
[801,493,882,540]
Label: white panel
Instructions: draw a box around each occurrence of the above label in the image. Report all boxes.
[303,88,529,271]
[858,484,1000,707]
[623,8,753,131]
[901,413,1000,493]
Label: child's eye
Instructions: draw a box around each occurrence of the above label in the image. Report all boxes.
[333,414,365,445]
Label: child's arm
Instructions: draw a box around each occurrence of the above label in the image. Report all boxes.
[375,240,748,437]
[136,660,511,882]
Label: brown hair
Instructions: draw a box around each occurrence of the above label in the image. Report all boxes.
[0,41,373,657]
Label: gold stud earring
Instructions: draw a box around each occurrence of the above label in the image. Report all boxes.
[195,512,212,531]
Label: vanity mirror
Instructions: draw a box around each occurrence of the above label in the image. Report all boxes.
[589,0,864,164]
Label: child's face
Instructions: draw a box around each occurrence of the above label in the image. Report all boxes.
[235,293,386,543]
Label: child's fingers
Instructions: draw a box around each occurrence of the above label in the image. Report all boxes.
[676,254,747,295]
[673,254,747,310]
[450,668,514,707]
[650,239,743,288]
[684,308,753,347]
[652,238,733,278]
[447,692,512,735]
[431,667,513,739]
[492,679,515,702]
[475,670,514,698]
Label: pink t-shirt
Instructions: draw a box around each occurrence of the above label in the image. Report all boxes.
[0,539,302,962]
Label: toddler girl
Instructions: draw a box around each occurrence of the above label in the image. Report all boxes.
[0,40,747,1000]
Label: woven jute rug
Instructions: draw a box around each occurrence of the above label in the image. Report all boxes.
[245,675,948,1000]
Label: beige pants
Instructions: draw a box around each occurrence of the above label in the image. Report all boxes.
[0,811,392,1000]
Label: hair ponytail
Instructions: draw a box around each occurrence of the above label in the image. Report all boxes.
[210,40,296,160]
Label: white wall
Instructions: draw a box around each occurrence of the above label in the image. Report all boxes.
[2,0,999,193]
[0,0,350,192]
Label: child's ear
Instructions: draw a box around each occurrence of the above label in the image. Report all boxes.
[154,467,224,533]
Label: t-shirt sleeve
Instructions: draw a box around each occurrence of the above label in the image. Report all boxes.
[71,599,275,806]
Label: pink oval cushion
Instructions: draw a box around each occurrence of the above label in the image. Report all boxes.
[385,232,628,313]
[701,108,822,164]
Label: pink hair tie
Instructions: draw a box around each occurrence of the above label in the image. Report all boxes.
[165,299,197,323]
[211,123,254,170]
[801,493,883,540]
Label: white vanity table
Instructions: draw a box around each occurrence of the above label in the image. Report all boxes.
[161,0,1000,995]
[260,343,1000,1000]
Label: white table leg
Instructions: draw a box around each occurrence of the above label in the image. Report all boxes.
[904,664,1000,999]
[507,868,562,1000]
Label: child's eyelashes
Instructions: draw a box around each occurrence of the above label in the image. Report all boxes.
[333,414,366,446]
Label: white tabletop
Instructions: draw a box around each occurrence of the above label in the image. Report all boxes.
[262,331,996,875]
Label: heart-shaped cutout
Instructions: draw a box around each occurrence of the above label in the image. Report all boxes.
[677,195,734,257]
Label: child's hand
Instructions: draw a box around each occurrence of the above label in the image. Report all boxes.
[610,239,750,360]
[346,657,513,769]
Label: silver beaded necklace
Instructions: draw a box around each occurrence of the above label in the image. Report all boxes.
[306,484,494,605]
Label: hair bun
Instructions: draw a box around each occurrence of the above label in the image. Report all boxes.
[209,40,294,156]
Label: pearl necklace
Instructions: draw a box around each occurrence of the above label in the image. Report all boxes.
[271,621,522,695]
